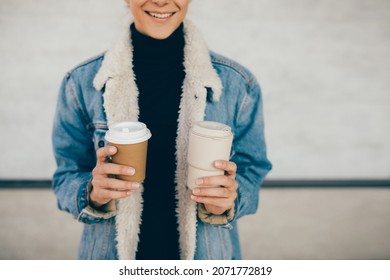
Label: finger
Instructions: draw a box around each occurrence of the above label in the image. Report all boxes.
[96,146,117,163]
[214,160,237,177]
[100,178,140,191]
[97,163,135,177]
[196,175,238,189]
[192,187,230,198]
[191,195,232,210]
[96,188,132,200]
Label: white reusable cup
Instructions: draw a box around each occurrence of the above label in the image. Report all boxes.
[187,121,233,189]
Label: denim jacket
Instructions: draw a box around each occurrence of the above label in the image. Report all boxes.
[52,20,271,260]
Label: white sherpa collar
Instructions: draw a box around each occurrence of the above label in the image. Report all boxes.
[93,20,222,260]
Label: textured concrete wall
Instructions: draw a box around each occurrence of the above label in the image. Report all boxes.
[0,0,389,179]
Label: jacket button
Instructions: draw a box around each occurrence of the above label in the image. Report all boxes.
[98,140,105,148]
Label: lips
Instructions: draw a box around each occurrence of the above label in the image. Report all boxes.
[145,11,176,19]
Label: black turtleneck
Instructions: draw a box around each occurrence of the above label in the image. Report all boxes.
[131,23,184,260]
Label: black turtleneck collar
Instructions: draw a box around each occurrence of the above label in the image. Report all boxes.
[131,23,185,61]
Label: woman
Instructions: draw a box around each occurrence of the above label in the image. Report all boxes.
[52,0,271,260]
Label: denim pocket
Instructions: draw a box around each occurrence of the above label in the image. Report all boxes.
[217,226,233,259]
[92,123,108,151]
[78,219,116,260]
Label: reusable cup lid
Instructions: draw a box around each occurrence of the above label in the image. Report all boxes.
[191,121,232,138]
[105,121,152,144]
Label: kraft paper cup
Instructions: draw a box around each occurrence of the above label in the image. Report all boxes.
[105,121,151,182]
[187,121,233,189]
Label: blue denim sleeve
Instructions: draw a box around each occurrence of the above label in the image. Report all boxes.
[52,75,115,224]
[229,79,272,223]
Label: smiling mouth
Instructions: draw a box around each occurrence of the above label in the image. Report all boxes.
[145,11,176,19]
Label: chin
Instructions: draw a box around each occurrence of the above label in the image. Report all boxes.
[151,33,172,39]
[147,26,177,40]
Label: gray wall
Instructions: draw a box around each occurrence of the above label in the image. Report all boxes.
[2,188,389,259]
[1,0,389,261]
[0,0,389,179]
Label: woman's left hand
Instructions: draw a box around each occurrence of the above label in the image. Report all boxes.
[191,160,238,215]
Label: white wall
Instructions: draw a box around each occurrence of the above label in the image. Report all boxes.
[0,0,389,179]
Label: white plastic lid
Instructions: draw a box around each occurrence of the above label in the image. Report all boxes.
[105,121,152,144]
[191,121,232,138]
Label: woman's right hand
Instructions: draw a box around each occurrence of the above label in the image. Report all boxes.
[90,146,140,208]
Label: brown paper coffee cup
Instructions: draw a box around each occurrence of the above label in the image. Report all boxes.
[108,141,148,182]
[105,122,152,182]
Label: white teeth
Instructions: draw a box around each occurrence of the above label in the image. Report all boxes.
[149,12,173,19]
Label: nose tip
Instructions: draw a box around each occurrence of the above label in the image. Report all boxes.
[151,0,169,6]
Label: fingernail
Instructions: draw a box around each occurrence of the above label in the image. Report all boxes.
[128,168,135,175]
[109,146,116,153]
[191,195,196,200]
[126,191,131,196]
[132,182,140,188]
[193,188,200,195]
[215,161,223,167]
[196,178,203,185]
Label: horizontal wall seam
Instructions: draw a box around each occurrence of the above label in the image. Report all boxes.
[0,180,389,188]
